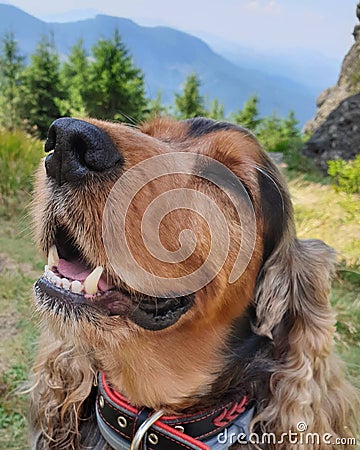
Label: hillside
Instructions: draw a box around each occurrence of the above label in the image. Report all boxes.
[301,2,360,170]
[0,3,316,124]
[304,2,360,133]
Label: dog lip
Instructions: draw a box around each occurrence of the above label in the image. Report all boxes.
[35,276,133,316]
[130,294,194,331]
[34,275,195,330]
[40,234,196,328]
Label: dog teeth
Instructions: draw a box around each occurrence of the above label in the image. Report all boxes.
[53,275,62,287]
[43,263,103,295]
[84,266,103,295]
[48,271,56,282]
[48,245,59,268]
[71,280,83,294]
[61,278,70,290]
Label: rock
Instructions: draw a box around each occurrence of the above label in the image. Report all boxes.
[302,93,360,172]
[303,3,360,134]
[302,3,360,171]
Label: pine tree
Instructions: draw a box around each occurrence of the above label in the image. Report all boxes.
[0,32,25,131]
[256,112,282,150]
[283,110,300,139]
[86,30,146,122]
[232,94,260,131]
[174,73,206,119]
[59,39,89,116]
[208,98,225,121]
[147,91,169,119]
[22,35,63,138]
[232,94,300,152]
[257,110,300,152]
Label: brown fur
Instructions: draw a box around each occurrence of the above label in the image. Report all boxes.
[29,117,359,449]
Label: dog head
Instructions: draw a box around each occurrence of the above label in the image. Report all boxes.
[30,117,360,448]
[32,116,354,421]
[33,116,293,335]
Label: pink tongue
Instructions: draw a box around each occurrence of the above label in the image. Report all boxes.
[57,259,113,291]
[58,259,91,280]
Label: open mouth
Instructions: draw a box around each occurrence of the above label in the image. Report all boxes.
[34,226,194,330]
[34,229,133,318]
[45,246,110,296]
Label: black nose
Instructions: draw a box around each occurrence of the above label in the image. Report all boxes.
[44,118,123,185]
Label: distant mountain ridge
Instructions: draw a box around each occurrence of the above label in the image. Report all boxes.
[0,3,317,124]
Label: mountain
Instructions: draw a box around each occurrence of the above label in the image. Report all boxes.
[195,31,341,92]
[301,3,360,171]
[0,4,316,125]
[40,9,100,23]
[304,3,360,134]
[217,47,338,93]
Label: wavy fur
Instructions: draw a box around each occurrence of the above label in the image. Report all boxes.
[252,238,359,448]
[29,117,359,449]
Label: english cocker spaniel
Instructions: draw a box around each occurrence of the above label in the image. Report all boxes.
[30,117,359,449]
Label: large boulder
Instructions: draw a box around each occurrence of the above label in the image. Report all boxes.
[302,93,360,172]
[303,3,360,134]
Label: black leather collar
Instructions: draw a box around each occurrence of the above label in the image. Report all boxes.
[96,373,254,450]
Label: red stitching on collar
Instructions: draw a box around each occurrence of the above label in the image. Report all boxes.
[100,371,249,448]
[213,397,248,427]
[102,373,248,426]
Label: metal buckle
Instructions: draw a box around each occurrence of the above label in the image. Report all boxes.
[130,409,165,450]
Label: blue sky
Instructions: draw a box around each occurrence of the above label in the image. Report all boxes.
[2,0,358,60]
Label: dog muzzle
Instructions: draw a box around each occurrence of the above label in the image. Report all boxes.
[96,373,254,450]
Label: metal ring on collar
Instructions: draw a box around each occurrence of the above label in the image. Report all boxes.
[130,409,165,450]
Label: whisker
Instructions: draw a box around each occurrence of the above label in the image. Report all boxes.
[117,111,138,126]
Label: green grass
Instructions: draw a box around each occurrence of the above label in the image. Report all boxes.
[289,178,360,262]
[0,130,43,199]
[332,276,360,385]
[0,365,30,449]
[0,176,359,448]
[0,202,42,449]
[289,176,360,390]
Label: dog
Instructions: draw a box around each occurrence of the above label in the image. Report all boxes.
[29,116,359,449]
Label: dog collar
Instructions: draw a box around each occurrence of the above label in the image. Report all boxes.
[96,373,254,450]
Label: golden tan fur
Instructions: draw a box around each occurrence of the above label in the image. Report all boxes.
[29,117,359,449]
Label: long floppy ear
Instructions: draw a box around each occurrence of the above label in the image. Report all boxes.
[29,331,106,450]
[252,238,359,448]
